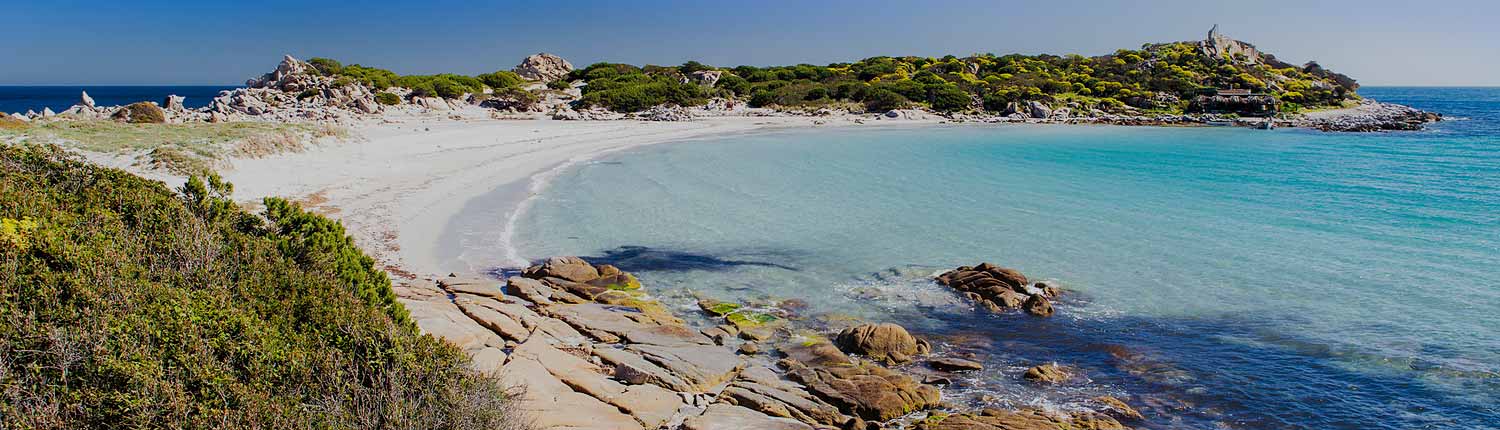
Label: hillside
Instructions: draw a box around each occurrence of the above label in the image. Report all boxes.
[565,27,1360,115]
[0,145,525,429]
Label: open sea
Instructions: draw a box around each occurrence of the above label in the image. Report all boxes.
[0,85,236,114]
[511,88,1499,429]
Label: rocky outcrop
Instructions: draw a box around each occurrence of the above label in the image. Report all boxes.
[1027,100,1052,119]
[936,262,1059,316]
[163,95,185,112]
[205,55,383,122]
[914,408,1126,430]
[1200,25,1260,64]
[79,91,96,109]
[780,339,942,421]
[928,357,983,372]
[513,53,574,82]
[687,70,723,87]
[634,104,694,121]
[1024,363,1072,384]
[1296,100,1441,132]
[395,257,1137,430]
[834,323,930,365]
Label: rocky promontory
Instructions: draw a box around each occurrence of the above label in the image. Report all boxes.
[396,256,1136,429]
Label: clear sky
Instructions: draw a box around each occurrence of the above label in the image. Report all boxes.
[3,0,1497,86]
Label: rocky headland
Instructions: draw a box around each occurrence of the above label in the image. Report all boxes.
[6,28,1442,133]
[399,256,1142,429]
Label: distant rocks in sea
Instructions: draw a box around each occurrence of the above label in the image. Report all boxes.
[936,262,1060,317]
[1294,100,1443,132]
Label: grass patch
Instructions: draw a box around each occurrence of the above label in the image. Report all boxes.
[1,120,350,174]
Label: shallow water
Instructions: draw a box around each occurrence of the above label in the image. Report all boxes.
[512,88,1499,429]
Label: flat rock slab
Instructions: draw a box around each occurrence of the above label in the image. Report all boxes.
[455,297,530,342]
[550,303,713,346]
[501,346,644,430]
[629,343,746,393]
[438,276,504,297]
[683,404,812,430]
[512,338,685,428]
[929,357,985,372]
[404,298,505,352]
[596,346,696,393]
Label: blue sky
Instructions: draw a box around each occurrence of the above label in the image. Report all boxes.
[3,0,1497,86]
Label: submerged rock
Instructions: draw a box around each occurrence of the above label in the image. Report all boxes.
[936,262,1058,317]
[1024,363,1072,384]
[928,357,984,372]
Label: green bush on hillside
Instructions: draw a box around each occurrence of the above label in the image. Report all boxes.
[376,92,401,105]
[0,145,524,429]
[477,70,525,89]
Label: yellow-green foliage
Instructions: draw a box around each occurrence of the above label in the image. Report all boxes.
[637,39,1362,114]
[0,216,37,250]
[0,146,522,428]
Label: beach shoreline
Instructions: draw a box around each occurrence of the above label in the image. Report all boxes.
[212,111,944,279]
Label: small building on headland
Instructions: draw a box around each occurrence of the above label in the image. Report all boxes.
[1191,88,1278,116]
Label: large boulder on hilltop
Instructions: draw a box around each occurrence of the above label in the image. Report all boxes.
[687,70,723,86]
[79,91,96,109]
[247,55,318,91]
[834,323,930,365]
[513,53,574,82]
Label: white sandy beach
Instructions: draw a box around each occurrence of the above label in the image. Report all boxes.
[218,113,892,279]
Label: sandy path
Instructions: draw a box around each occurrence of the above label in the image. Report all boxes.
[221,114,854,278]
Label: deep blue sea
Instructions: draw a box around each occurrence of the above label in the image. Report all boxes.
[512,88,1499,429]
[0,86,236,114]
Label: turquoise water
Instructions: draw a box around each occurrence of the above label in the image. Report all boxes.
[512,88,1499,429]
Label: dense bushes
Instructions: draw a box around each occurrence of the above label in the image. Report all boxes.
[376,92,401,105]
[309,58,490,99]
[569,63,710,111]
[565,41,1356,114]
[477,70,525,89]
[0,146,524,429]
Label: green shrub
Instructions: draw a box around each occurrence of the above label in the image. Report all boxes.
[0,146,523,428]
[477,70,525,89]
[109,102,167,124]
[547,79,571,90]
[863,88,909,111]
[927,84,972,112]
[376,92,401,105]
[307,57,343,76]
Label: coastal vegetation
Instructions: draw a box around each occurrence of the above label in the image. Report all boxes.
[307,57,526,99]
[0,145,524,428]
[565,40,1359,114]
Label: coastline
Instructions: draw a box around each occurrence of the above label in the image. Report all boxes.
[216,111,945,279]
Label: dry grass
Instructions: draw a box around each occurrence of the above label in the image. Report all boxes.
[1,119,352,174]
[0,115,27,130]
